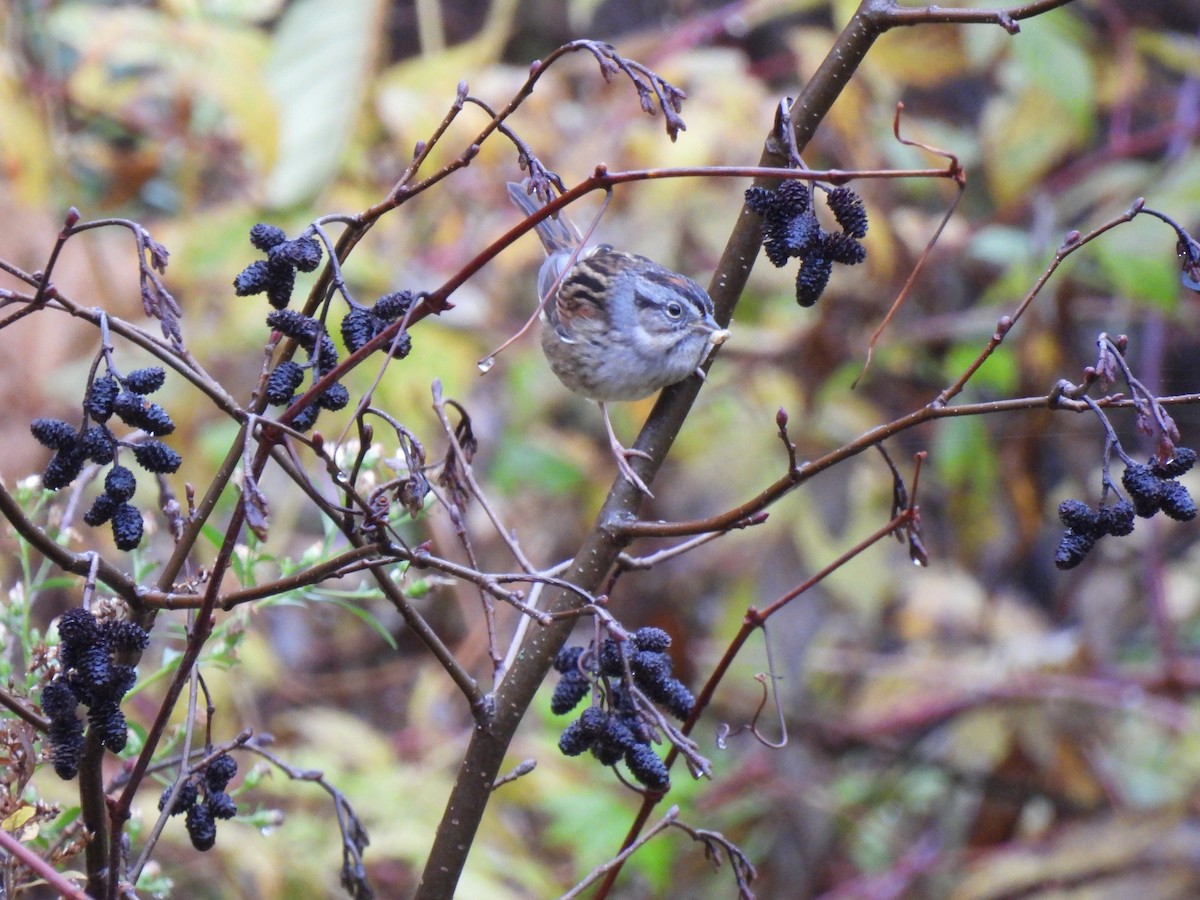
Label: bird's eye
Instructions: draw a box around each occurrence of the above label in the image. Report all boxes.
[665,301,684,319]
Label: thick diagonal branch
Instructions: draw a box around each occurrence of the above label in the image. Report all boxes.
[411,7,892,899]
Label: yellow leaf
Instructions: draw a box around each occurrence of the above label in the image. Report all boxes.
[869,26,971,88]
[2,804,39,841]
[1133,27,1200,77]
[0,72,52,204]
[981,86,1085,208]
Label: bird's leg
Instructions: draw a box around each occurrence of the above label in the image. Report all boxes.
[599,402,653,497]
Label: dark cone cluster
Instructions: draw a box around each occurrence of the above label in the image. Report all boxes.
[31,365,181,551]
[262,310,348,432]
[41,608,149,778]
[1121,448,1198,522]
[340,291,417,359]
[744,181,868,307]
[234,224,324,310]
[1053,498,1137,570]
[236,227,421,431]
[158,752,240,851]
[1055,447,1195,570]
[551,627,693,791]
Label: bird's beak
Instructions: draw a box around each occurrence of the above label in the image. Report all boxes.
[695,327,731,375]
[707,328,731,349]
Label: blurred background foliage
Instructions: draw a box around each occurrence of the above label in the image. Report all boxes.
[3,0,1200,897]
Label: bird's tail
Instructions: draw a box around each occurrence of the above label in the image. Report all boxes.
[506,180,582,255]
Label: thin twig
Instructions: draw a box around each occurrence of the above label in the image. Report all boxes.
[557,806,681,900]
[935,198,1146,407]
[0,686,49,731]
[854,102,967,386]
[128,650,209,882]
[0,828,89,899]
[243,739,373,900]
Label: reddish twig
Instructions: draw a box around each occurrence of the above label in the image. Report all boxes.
[853,103,967,387]
[0,828,89,899]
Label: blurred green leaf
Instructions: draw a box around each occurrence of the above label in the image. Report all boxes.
[264,0,386,207]
[1094,225,1179,309]
[969,225,1036,269]
[983,14,1095,205]
[933,414,997,491]
[1012,13,1095,129]
[305,593,398,649]
[490,437,587,495]
[200,520,228,551]
[945,344,1018,396]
